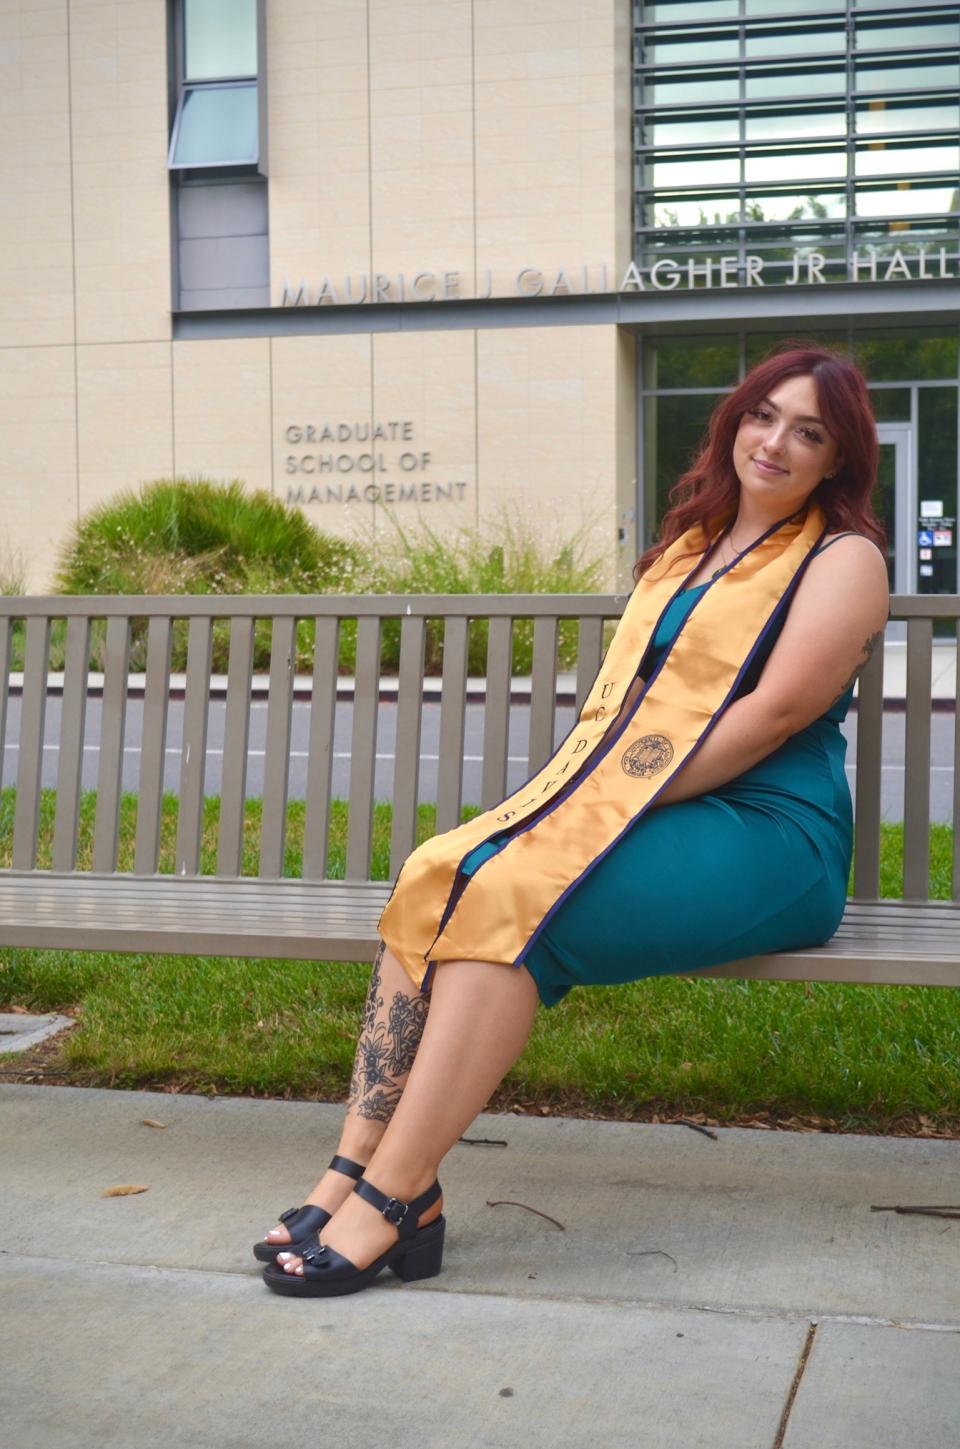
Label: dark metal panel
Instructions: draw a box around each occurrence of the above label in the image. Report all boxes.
[170,283,960,341]
[177,179,268,237]
[179,234,269,291]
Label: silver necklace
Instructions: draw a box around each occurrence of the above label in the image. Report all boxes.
[711,523,751,580]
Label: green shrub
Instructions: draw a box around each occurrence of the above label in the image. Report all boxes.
[369,510,609,674]
[53,478,365,671]
[46,481,609,678]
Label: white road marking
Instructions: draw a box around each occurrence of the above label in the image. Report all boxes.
[3,746,954,772]
[6,744,532,764]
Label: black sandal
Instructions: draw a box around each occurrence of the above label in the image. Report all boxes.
[252,1154,366,1262]
[261,1177,445,1296]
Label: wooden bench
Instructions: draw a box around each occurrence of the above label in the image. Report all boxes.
[0,593,957,989]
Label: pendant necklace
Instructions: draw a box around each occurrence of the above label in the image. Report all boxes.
[710,524,750,581]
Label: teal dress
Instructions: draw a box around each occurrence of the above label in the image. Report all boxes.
[461,560,854,1008]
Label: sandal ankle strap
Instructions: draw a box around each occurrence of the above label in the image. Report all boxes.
[353,1177,441,1238]
[328,1154,366,1181]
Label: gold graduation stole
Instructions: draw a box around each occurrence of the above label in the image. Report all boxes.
[379,505,827,987]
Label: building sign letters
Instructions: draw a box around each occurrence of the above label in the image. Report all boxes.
[284,420,467,508]
[281,244,958,307]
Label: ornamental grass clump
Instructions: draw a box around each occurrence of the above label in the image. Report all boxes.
[369,509,608,674]
[50,480,608,678]
[53,478,366,671]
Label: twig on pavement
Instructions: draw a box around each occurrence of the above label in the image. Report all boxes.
[486,1199,566,1230]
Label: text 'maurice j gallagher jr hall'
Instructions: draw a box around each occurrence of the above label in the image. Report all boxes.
[3,0,959,591]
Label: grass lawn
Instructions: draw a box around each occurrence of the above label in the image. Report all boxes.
[0,788,958,1137]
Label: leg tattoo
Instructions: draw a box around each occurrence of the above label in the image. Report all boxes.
[346,940,431,1124]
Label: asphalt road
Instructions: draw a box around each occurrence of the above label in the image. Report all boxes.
[0,691,951,823]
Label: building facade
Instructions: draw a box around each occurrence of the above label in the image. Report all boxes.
[2,0,959,592]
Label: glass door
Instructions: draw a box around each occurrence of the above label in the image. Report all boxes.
[875,423,914,595]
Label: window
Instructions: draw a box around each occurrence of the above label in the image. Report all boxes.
[633,0,960,281]
[169,0,265,172]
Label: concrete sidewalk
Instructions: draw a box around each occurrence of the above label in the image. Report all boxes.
[0,1085,957,1449]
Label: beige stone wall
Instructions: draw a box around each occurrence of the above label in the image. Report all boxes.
[0,346,76,588]
[476,324,623,584]
[268,322,631,590]
[269,0,631,304]
[71,0,171,345]
[2,0,173,589]
[268,0,371,296]
[173,337,272,491]
[7,317,633,592]
[77,341,174,517]
[0,0,74,349]
[0,0,633,591]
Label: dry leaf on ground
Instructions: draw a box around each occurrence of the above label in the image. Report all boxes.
[101,1184,150,1197]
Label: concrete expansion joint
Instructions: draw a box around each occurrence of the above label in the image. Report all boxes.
[8,1252,958,1334]
[772,1322,817,1449]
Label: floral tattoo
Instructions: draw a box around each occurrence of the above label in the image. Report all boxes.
[831,629,883,706]
[346,940,432,1123]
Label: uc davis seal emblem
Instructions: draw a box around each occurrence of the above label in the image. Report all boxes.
[621,734,674,779]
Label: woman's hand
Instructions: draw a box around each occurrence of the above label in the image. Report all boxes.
[650,534,889,807]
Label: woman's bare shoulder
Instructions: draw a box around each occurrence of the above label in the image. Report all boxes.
[815,530,887,560]
[802,530,889,621]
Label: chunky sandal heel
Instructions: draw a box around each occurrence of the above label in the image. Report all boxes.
[392,1215,445,1282]
[252,1154,366,1262]
[262,1176,445,1297]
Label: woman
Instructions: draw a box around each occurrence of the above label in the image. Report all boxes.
[258,341,889,1298]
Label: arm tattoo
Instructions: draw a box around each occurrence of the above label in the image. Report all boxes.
[346,939,432,1123]
[832,629,883,706]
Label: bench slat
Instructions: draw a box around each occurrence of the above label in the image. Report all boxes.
[346,614,380,880]
[52,616,91,871]
[481,616,513,809]
[575,615,605,713]
[303,617,339,880]
[436,615,469,835]
[134,616,173,875]
[852,633,883,898]
[953,618,960,901]
[216,616,254,878]
[260,615,297,879]
[903,617,932,899]
[12,616,50,869]
[390,614,426,878]
[0,616,11,795]
[175,615,212,877]
[528,615,559,774]
[0,877,955,985]
[92,615,130,874]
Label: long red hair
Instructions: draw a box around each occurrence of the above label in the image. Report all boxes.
[635,340,885,580]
